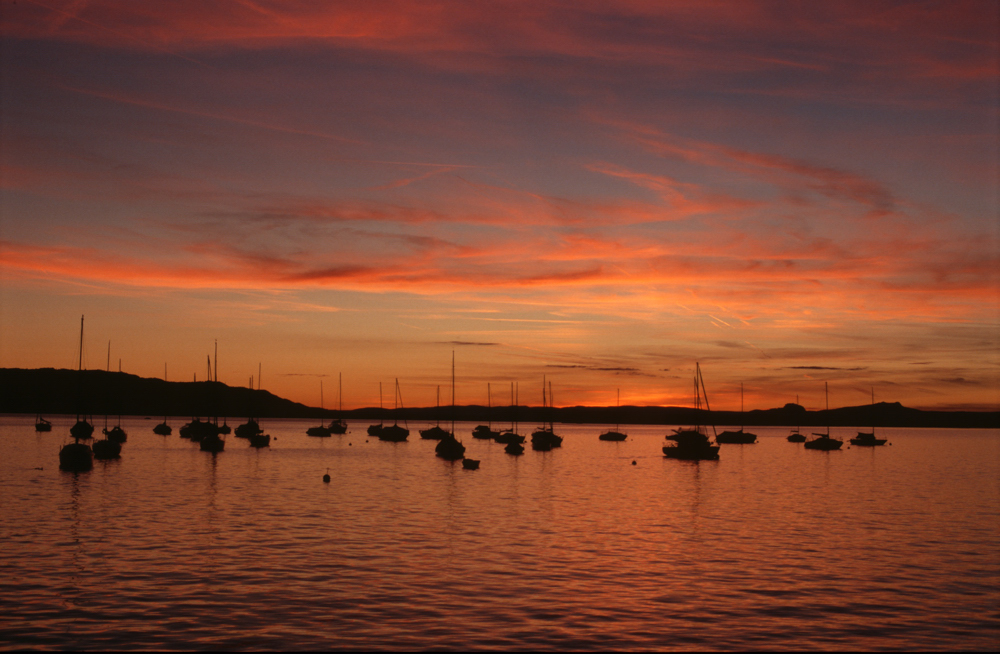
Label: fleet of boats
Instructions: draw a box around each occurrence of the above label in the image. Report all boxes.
[47,320,891,472]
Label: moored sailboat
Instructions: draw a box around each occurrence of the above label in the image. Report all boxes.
[379,379,410,441]
[804,382,843,451]
[60,315,93,471]
[663,364,720,461]
[598,389,627,441]
[368,382,386,437]
[531,379,562,451]
[306,381,332,437]
[420,385,451,440]
[851,387,887,446]
[328,373,348,434]
[787,395,806,442]
[472,383,500,439]
[435,353,465,460]
[495,382,525,445]
[716,382,757,444]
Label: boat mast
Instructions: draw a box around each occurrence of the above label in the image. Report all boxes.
[616,388,620,432]
[740,382,744,431]
[697,363,717,438]
[825,382,830,437]
[451,351,456,438]
[487,383,492,430]
[549,380,554,431]
[77,315,84,422]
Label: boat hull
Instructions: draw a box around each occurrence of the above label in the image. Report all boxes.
[435,436,465,460]
[662,445,719,460]
[716,430,757,444]
[59,442,93,471]
[92,439,122,460]
[804,437,843,450]
[598,431,627,441]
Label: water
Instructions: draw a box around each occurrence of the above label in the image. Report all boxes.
[2,416,998,650]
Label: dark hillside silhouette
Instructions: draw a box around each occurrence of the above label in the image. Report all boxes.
[1,368,997,428]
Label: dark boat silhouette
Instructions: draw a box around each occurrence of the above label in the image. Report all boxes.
[851,388,887,446]
[328,373,348,434]
[531,379,562,451]
[306,381,332,437]
[599,389,627,441]
[496,382,525,445]
[505,441,525,455]
[472,383,500,439]
[92,436,121,460]
[70,419,94,440]
[60,315,93,471]
[200,432,225,452]
[462,458,480,470]
[804,382,843,451]
[181,418,220,441]
[435,353,465,460]
[235,418,262,438]
[368,381,386,437]
[379,379,410,442]
[787,395,806,442]
[104,425,127,443]
[101,345,128,445]
[35,416,52,432]
[153,366,173,433]
[663,364,720,461]
[499,382,525,453]
[716,382,757,444]
[249,431,270,448]
[235,373,262,438]
[420,386,451,439]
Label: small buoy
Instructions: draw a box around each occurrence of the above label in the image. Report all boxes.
[349,443,352,446]
[632,460,637,466]
[323,469,331,483]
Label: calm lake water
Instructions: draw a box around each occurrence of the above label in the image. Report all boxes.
[1,416,998,651]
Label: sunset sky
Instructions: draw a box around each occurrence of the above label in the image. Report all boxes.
[1,1,997,411]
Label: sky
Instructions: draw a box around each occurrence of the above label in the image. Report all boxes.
[1,0,998,412]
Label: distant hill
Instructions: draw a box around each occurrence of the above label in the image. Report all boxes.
[2,368,997,428]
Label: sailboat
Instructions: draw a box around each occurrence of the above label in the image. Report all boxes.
[804,382,843,450]
[60,315,94,471]
[102,348,127,444]
[35,416,52,432]
[598,389,627,441]
[716,382,757,444]
[435,352,466,460]
[235,370,263,438]
[851,387,887,446]
[663,363,720,461]
[378,379,410,441]
[503,382,525,455]
[495,382,525,445]
[787,394,806,442]
[328,373,348,434]
[472,383,500,439]
[306,381,332,437]
[248,413,270,448]
[93,344,124,460]
[531,378,562,451]
[153,363,172,435]
[368,382,385,437]
[420,385,451,439]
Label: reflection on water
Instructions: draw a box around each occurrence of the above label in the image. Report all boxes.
[1,417,998,650]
